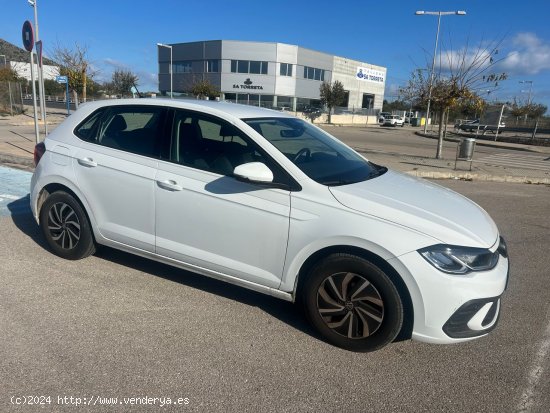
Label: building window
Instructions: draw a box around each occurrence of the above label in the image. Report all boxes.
[231,60,268,75]
[339,91,349,107]
[174,61,193,73]
[238,60,248,73]
[362,93,374,109]
[280,63,293,77]
[206,60,219,73]
[303,66,325,81]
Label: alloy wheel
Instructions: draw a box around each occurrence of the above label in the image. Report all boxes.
[47,202,81,250]
[317,272,384,339]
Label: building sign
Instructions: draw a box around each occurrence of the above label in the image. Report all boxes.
[233,78,263,90]
[356,67,384,83]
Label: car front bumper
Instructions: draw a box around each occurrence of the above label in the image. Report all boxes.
[389,247,509,344]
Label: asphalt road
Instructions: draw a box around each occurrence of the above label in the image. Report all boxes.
[321,124,533,159]
[1,166,549,412]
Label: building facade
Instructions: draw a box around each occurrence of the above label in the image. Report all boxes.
[157,40,386,112]
[10,61,59,81]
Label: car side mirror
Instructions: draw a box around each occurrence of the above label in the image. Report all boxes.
[233,162,274,184]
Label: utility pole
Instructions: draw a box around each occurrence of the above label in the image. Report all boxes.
[29,0,48,134]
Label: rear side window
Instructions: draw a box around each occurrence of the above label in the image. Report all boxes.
[74,109,104,142]
[75,105,166,158]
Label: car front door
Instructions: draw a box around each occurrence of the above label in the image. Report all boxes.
[73,105,167,252]
[154,109,291,288]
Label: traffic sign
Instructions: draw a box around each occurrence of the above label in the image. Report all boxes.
[56,75,68,84]
[22,20,34,52]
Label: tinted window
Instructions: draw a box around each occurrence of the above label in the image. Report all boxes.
[243,117,385,186]
[170,110,269,176]
[96,106,165,158]
[237,60,248,73]
[250,61,261,74]
[74,109,105,142]
[169,111,294,188]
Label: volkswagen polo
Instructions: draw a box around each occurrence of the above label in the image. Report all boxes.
[30,99,509,352]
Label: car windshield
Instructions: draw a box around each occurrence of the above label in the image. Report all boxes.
[242,117,386,186]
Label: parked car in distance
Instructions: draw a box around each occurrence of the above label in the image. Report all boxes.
[31,99,509,352]
[456,119,506,133]
[404,112,415,124]
[378,112,391,124]
[383,115,405,127]
[302,106,323,116]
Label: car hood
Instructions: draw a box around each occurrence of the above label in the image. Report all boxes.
[329,170,498,248]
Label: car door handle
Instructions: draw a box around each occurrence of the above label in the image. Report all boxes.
[77,157,97,167]
[156,180,183,191]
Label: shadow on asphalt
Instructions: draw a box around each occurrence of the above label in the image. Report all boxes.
[7,194,50,252]
[94,246,318,341]
[7,195,318,343]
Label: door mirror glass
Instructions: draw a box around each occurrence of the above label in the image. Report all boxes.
[233,162,274,183]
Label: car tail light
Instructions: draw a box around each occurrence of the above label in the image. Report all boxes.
[34,142,46,166]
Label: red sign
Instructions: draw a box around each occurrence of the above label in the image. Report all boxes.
[22,20,34,52]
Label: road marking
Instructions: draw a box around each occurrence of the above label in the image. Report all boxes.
[517,307,550,412]
[0,166,32,217]
[475,153,550,172]
[0,194,20,201]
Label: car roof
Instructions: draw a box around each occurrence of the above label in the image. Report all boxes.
[76,98,294,120]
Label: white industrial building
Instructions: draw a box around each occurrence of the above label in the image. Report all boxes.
[157,40,386,112]
[9,61,60,81]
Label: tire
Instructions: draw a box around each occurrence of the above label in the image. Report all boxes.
[301,253,403,352]
[39,191,96,260]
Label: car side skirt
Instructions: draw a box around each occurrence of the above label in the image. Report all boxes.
[96,237,295,302]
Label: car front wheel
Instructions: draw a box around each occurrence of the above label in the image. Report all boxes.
[301,253,404,352]
[39,191,96,260]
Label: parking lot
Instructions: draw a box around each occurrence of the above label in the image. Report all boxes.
[1,164,549,411]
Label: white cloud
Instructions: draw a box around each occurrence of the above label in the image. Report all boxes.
[499,32,550,75]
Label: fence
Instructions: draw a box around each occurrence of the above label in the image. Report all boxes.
[0,81,25,115]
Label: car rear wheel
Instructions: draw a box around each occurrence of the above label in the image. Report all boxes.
[301,253,403,352]
[39,191,96,260]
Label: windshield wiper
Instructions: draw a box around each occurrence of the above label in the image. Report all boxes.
[322,179,358,186]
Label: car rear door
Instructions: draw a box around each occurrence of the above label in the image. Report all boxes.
[73,105,167,252]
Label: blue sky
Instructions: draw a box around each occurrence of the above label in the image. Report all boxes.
[2,0,550,110]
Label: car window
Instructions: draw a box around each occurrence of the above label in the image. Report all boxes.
[96,106,165,158]
[74,109,105,142]
[243,117,385,186]
[170,110,271,177]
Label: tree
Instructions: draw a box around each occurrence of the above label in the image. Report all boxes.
[52,42,95,106]
[525,103,547,120]
[382,99,410,112]
[190,79,219,99]
[402,39,507,158]
[319,80,345,123]
[111,69,138,98]
[43,78,64,96]
[0,66,19,81]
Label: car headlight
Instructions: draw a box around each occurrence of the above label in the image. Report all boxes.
[418,244,500,274]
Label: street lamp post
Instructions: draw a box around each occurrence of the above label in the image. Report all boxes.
[415,10,466,159]
[0,54,14,116]
[157,43,173,99]
[519,80,533,104]
[519,80,533,123]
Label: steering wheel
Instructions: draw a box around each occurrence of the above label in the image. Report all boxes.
[293,147,311,163]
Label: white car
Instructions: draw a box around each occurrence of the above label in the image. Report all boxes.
[30,99,509,352]
[378,112,391,124]
[383,115,405,127]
